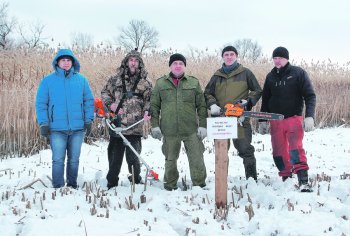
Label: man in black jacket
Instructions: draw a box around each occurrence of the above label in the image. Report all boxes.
[258,46,316,192]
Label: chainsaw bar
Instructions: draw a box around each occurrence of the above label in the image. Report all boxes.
[243,111,284,120]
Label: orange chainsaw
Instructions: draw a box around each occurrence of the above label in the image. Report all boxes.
[224,99,284,120]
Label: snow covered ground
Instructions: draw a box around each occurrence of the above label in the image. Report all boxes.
[0,127,349,236]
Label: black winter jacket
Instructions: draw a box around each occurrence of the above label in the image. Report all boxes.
[260,63,316,119]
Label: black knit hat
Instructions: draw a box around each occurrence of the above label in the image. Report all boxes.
[222,46,238,57]
[169,53,186,66]
[272,47,289,59]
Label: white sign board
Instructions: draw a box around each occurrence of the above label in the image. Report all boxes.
[207,117,237,140]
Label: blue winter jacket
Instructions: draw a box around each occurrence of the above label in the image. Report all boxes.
[35,49,94,131]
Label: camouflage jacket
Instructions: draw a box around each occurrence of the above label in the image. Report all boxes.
[101,73,152,136]
[150,73,207,136]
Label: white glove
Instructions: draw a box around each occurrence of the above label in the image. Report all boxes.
[304,117,314,132]
[258,122,269,135]
[197,127,207,140]
[210,104,221,116]
[238,99,248,106]
[151,127,162,140]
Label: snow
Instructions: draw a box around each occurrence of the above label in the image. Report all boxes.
[1,127,349,236]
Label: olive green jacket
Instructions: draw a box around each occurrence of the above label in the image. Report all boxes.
[150,74,207,136]
[204,64,262,108]
[204,64,262,138]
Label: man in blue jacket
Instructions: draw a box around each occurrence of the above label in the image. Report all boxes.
[35,49,94,189]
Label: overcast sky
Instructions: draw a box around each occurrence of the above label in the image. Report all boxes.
[8,0,350,64]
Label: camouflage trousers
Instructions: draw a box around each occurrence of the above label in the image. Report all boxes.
[162,133,207,190]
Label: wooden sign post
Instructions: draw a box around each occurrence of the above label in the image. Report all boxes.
[207,117,237,220]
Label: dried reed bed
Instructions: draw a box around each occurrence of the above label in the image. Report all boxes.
[0,48,349,158]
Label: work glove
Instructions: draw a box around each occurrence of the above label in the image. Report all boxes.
[210,104,221,116]
[40,125,50,138]
[197,127,207,140]
[304,117,315,132]
[84,123,92,136]
[151,127,162,140]
[258,122,269,135]
[143,111,151,121]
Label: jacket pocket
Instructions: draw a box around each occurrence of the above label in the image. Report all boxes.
[182,88,195,102]
[160,88,176,102]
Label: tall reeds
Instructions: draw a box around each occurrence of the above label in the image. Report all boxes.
[0,48,349,158]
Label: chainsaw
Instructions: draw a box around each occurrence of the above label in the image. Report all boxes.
[224,99,284,120]
[94,98,159,187]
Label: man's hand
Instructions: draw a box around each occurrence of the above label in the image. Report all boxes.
[40,125,50,138]
[151,127,162,140]
[304,117,315,132]
[258,122,269,135]
[110,103,118,112]
[143,111,151,121]
[210,104,221,116]
[197,127,207,140]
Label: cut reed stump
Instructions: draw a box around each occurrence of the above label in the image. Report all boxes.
[214,139,229,220]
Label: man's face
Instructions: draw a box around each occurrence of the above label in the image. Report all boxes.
[223,51,237,66]
[58,58,73,71]
[273,57,289,69]
[170,61,185,76]
[127,56,140,74]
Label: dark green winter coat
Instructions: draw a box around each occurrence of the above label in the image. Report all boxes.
[150,74,207,136]
[204,64,262,107]
[204,64,262,138]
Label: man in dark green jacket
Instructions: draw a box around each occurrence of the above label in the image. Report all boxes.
[150,53,207,191]
[204,46,262,180]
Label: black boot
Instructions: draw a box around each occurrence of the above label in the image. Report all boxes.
[297,170,312,192]
[245,163,257,181]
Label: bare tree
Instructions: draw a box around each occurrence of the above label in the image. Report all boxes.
[71,31,94,50]
[0,2,16,49]
[18,20,47,48]
[117,19,159,53]
[233,38,262,62]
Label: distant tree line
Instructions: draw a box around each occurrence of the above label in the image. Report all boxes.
[0,1,262,61]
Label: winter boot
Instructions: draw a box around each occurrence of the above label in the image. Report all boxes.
[297,170,312,192]
[245,163,257,181]
[128,175,143,184]
[282,173,293,182]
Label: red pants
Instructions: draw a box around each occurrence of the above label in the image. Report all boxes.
[270,116,309,177]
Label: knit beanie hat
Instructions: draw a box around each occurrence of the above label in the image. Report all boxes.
[272,47,289,59]
[222,46,238,57]
[169,53,186,66]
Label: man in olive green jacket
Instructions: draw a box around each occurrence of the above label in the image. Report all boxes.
[150,53,207,191]
[204,46,262,180]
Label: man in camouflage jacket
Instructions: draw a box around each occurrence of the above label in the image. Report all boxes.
[101,49,152,189]
[150,53,207,191]
[204,46,262,181]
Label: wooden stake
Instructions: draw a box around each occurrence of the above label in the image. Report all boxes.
[215,139,229,209]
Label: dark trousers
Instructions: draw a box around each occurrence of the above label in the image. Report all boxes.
[106,135,142,185]
[229,123,257,180]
